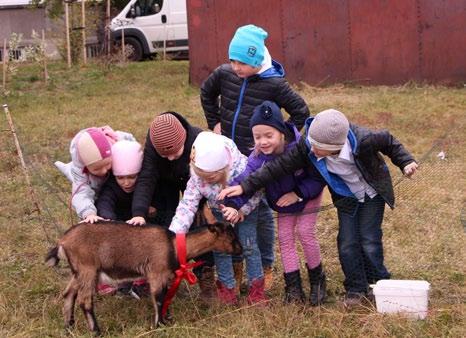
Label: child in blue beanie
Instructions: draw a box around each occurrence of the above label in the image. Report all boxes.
[201,24,311,294]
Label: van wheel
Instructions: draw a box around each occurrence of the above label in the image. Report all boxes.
[123,37,143,61]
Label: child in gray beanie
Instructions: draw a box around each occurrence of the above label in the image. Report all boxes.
[219,108,418,307]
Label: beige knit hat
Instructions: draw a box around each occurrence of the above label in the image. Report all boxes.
[307,109,349,151]
[77,128,112,166]
[149,113,187,156]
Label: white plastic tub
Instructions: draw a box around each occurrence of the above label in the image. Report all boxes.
[372,280,430,319]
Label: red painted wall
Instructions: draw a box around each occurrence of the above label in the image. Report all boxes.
[187,0,466,86]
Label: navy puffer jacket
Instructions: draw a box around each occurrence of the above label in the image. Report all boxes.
[201,61,310,155]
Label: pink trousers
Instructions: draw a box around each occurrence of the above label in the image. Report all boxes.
[277,193,323,273]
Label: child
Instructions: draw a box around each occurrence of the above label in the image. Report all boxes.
[220,109,418,306]
[169,131,265,305]
[127,112,217,303]
[127,112,202,227]
[55,126,135,223]
[220,101,327,305]
[201,24,311,290]
[96,140,143,221]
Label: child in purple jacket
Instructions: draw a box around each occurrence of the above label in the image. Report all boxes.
[219,101,327,305]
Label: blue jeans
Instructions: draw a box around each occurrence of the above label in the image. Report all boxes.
[213,208,263,288]
[232,198,275,268]
[337,194,390,293]
[257,198,275,268]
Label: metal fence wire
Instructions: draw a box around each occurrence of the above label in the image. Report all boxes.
[5,116,466,305]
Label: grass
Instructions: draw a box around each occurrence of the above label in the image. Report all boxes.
[1,60,465,337]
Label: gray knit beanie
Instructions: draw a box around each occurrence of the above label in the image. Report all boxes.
[307,109,349,151]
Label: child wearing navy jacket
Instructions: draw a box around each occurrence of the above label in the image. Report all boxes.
[219,101,327,305]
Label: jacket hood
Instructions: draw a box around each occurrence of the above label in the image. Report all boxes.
[259,59,285,79]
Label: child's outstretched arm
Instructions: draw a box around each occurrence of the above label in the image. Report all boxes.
[168,177,203,233]
[366,126,417,173]
[241,139,311,196]
[69,163,99,220]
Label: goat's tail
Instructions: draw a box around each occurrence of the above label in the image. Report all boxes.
[45,246,60,267]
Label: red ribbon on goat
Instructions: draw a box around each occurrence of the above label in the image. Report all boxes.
[161,233,204,318]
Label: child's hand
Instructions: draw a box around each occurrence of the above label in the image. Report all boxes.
[220,205,242,224]
[276,192,302,207]
[403,162,418,178]
[127,216,146,226]
[80,214,105,224]
[218,185,244,200]
[213,122,221,134]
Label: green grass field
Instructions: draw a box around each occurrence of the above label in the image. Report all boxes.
[0,60,465,337]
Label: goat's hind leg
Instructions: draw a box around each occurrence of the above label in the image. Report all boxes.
[76,270,101,335]
[62,275,78,328]
[148,275,169,328]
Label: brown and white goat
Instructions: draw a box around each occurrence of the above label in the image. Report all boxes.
[45,221,242,335]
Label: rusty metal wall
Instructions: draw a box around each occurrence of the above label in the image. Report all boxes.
[187,0,466,86]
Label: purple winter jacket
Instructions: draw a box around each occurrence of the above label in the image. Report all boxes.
[225,122,325,213]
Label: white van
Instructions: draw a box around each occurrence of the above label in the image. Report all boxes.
[110,0,188,61]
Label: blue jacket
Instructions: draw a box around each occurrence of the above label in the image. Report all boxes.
[225,122,325,213]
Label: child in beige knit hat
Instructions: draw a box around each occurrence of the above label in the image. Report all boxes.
[221,108,418,307]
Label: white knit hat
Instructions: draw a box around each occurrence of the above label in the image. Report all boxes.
[308,109,349,151]
[192,132,230,172]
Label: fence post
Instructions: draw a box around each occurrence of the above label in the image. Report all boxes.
[64,0,71,68]
[121,28,125,62]
[42,30,48,84]
[2,39,7,90]
[106,0,111,56]
[81,0,87,64]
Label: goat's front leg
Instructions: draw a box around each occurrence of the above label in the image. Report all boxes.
[77,270,101,335]
[62,275,79,328]
[156,286,169,323]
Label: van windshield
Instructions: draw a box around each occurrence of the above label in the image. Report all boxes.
[128,0,163,18]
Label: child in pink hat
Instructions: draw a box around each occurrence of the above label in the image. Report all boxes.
[96,140,143,221]
[54,126,135,223]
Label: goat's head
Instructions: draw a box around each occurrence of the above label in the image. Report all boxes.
[207,222,242,255]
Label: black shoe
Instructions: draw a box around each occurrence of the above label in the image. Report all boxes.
[343,291,366,308]
[307,263,327,306]
[283,270,305,303]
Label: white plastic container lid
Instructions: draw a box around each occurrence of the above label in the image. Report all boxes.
[372,279,430,291]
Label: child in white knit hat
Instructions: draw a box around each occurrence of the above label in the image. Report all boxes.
[169,131,266,305]
[220,109,418,307]
[54,126,135,223]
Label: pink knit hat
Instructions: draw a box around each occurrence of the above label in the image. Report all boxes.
[77,128,113,167]
[111,140,143,176]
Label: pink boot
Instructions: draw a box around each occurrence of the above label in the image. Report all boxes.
[216,280,238,305]
[247,278,268,305]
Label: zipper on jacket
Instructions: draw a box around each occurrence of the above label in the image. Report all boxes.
[231,79,248,142]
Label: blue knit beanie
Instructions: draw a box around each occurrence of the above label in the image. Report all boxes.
[250,101,287,134]
[228,24,268,67]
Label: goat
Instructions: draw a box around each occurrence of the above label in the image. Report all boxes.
[45,221,242,335]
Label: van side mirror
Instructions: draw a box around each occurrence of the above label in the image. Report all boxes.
[129,5,136,18]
